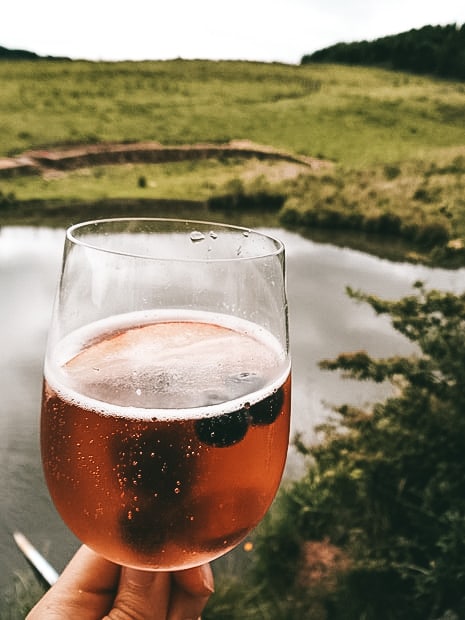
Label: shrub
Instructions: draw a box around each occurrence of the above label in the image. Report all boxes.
[415,221,450,246]
[253,285,465,619]
[207,176,284,212]
[413,186,442,203]
[0,190,17,208]
[375,212,402,234]
[279,204,301,226]
[383,164,401,180]
[207,190,285,211]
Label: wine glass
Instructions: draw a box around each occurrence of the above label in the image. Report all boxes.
[41,218,291,570]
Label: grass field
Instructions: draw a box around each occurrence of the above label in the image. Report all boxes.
[1,59,464,165]
[1,59,465,266]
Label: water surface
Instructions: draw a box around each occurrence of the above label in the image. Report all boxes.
[1,226,464,591]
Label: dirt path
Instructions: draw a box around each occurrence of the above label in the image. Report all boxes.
[0,140,331,179]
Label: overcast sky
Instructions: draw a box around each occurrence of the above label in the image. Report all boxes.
[1,0,464,64]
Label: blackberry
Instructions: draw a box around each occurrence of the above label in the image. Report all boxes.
[195,410,249,447]
[248,388,284,426]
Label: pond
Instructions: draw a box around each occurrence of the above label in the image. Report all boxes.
[1,225,464,593]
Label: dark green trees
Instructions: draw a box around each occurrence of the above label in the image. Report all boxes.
[303,24,465,81]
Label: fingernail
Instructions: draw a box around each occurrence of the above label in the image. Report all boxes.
[200,564,215,594]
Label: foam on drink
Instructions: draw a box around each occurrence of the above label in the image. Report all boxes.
[46,309,289,419]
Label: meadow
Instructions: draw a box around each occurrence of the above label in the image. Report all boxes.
[0,59,463,164]
[1,59,465,265]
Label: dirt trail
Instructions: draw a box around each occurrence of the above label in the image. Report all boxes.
[0,140,331,178]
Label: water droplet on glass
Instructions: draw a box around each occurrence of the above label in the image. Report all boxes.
[209,231,218,239]
[190,231,205,243]
[243,230,250,237]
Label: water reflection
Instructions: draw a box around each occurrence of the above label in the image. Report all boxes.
[1,226,464,592]
[276,228,465,454]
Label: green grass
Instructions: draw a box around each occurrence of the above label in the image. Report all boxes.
[0,158,299,203]
[2,59,465,266]
[280,147,465,265]
[1,60,464,166]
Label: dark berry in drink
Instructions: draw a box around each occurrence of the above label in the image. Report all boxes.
[119,499,168,554]
[249,388,284,426]
[195,410,249,447]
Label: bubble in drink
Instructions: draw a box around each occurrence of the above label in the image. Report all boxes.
[41,314,290,570]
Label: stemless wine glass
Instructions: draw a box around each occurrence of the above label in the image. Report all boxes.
[41,218,291,571]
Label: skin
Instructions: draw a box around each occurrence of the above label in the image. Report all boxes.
[27,545,214,620]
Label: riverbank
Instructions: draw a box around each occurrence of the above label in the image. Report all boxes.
[2,143,464,268]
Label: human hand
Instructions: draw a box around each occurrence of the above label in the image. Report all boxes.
[26,544,214,620]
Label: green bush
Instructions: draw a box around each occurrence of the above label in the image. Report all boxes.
[0,189,17,208]
[383,164,401,180]
[415,221,450,246]
[207,177,285,212]
[251,285,465,619]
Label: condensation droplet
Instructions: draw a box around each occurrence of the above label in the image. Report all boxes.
[190,231,205,243]
[242,230,250,237]
[209,231,218,239]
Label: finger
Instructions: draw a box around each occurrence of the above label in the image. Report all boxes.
[167,584,211,620]
[27,545,120,620]
[173,564,214,597]
[105,568,170,620]
[168,564,214,620]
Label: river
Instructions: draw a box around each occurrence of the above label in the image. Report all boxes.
[1,225,464,594]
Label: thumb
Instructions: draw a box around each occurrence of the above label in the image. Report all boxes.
[104,568,170,620]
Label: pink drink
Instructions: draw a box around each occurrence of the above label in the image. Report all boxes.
[41,314,291,569]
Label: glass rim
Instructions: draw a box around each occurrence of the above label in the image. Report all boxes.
[66,217,285,262]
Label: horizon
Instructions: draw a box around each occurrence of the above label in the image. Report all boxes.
[1,20,464,66]
[1,1,464,65]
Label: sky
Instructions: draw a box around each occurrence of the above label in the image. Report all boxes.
[1,0,464,65]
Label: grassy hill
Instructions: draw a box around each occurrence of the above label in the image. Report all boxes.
[1,58,464,264]
[1,59,464,164]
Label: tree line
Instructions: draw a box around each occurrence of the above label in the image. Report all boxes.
[0,45,69,61]
[302,23,465,81]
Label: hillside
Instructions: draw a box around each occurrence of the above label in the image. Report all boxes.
[302,23,465,81]
[0,58,464,266]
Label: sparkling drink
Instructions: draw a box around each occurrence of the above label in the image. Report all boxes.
[42,312,291,569]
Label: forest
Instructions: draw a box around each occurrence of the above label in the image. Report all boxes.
[302,23,465,81]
